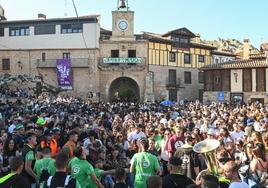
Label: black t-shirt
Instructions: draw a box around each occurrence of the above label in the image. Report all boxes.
[174,147,199,179]
[0,174,31,188]
[44,172,76,188]
[114,182,128,188]
[162,174,194,188]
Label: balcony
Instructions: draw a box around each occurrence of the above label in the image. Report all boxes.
[36,58,91,68]
[166,78,182,90]
[98,57,146,71]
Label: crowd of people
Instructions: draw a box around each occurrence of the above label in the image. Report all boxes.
[0,93,267,188]
[0,87,30,98]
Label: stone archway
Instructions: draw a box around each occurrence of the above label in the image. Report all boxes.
[109,77,140,102]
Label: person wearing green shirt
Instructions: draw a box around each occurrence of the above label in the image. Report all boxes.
[69,147,104,188]
[34,147,56,187]
[130,137,161,188]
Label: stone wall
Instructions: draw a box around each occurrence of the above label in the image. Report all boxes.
[150,65,204,101]
[0,49,99,97]
[99,40,148,102]
[203,91,268,104]
[203,91,230,103]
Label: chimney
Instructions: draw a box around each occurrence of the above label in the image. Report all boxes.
[243,39,250,59]
[38,13,46,19]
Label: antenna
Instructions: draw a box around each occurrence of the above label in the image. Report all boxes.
[64,0,68,17]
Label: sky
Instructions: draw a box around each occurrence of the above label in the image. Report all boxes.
[1,0,268,48]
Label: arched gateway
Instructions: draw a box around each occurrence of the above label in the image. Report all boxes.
[109,77,140,102]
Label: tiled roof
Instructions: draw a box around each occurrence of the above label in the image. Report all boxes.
[200,58,267,70]
[162,27,196,38]
[191,42,217,50]
[0,15,100,25]
[250,52,266,59]
[211,50,236,57]
[142,32,173,43]
[261,43,268,51]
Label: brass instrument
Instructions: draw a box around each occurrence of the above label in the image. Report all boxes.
[193,139,220,176]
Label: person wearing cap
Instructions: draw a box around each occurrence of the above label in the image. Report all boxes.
[21,132,38,188]
[162,156,194,188]
[206,129,216,140]
[130,137,161,188]
[13,124,25,149]
[40,129,59,157]
[36,118,46,127]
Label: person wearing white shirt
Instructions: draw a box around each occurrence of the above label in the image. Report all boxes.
[127,124,146,142]
[230,123,245,141]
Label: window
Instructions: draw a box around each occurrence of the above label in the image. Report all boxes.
[169,52,176,62]
[63,53,71,60]
[61,24,83,34]
[198,72,204,83]
[128,50,136,58]
[111,50,119,58]
[35,25,55,35]
[9,27,30,36]
[180,37,188,43]
[0,28,4,36]
[168,69,176,85]
[184,71,191,84]
[42,53,46,62]
[2,59,10,70]
[184,54,190,64]
[198,55,205,63]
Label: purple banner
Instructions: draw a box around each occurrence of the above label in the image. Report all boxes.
[56,59,72,90]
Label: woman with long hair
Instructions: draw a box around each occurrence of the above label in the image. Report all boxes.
[1,138,19,176]
[263,132,268,155]
[114,132,129,155]
[249,143,268,187]
[251,131,264,146]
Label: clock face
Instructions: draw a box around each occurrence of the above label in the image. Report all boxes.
[118,20,128,31]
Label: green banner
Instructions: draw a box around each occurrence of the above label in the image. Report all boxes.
[103,58,143,64]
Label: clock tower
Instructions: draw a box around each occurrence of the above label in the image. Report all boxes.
[111,0,135,41]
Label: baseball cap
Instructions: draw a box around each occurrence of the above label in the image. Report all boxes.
[16,124,24,130]
[247,119,254,126]
[207,129,215,135]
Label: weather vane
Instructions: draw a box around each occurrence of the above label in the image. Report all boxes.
[117,0,129,11]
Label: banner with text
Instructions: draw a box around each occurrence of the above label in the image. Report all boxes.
[56,59,73,90]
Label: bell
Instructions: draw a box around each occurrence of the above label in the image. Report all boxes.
[119,0,126,9]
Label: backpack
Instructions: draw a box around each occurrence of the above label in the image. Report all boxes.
[39,160,51,182]
[47,175,71,188]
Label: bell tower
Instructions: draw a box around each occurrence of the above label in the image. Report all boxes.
[111,0,135,41]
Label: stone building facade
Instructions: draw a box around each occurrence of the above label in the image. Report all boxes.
[143,29,216,102]
[201,44,268,104]
[98,10,149,102]
[0,12,100,97]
